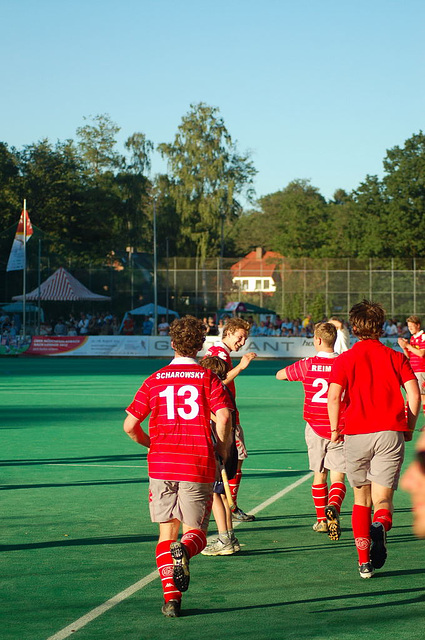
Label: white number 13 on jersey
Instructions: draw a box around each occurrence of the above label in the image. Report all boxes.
[311,378,329,403]
[159,385,200,420]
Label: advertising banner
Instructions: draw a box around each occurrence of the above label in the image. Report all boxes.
[16,335,402,358]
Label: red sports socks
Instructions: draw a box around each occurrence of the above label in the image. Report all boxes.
[156,540,181,603]
[180,529,207,557]
[352,504,372,564]
[328,482,346,513]
[228,470,242,504]
[312,483,328,521]
[373,508,393,532]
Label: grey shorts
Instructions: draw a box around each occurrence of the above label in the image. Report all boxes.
[148,479,213,531]
[235,423,248,460]
[344,431,405,489]
[304,423,346,473]
[415,371,425,395]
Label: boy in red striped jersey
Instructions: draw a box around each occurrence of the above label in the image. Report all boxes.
[204,317,257,522]
[276,322,347,540]
[124,316,233,618]
[398,316,425,424]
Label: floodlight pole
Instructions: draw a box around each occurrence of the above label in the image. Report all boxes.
[153,199,158,335]
[23,199,27,340]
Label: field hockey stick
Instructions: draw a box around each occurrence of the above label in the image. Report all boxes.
[217,455,236,511]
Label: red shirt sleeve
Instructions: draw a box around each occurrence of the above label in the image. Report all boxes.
[285,358,310,382]
[329,354,347,387]
[126,380,151,420]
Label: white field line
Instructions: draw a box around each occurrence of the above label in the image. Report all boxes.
[45,471,312,640]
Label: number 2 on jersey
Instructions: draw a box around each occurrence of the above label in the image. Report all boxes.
[311,378,328,403]
[159,385,200,420]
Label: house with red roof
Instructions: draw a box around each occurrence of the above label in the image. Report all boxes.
[230,247,285,294]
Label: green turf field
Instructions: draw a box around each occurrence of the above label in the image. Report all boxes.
[1,357,424,640]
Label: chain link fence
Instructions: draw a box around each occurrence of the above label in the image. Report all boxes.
[2,255,424,323]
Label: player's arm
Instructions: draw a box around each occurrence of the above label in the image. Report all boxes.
[397,338,410,358]
[123,412,151,447]
[404,378,421,441]
[275,367,288,380]
[223,352,257,386]
[407,343,425,358]
[327,382,344,443]
[214,407,231,462]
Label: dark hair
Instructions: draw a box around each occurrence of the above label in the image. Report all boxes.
[169,316,206,356]
[200,355,229,380]
[349,299,385,339]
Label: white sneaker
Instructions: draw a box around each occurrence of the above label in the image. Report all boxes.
[201,536,235,556]
[312,520,328,532]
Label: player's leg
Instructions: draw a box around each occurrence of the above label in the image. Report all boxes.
[325,470,346,541]
[305,424,329,531]
[149,479,184,617]
[352,485,374,578]
[222,494,240,550]
[169,481,212,597]
[157,519,183,618]
[230,425,255,522]
[312,470,329,531]
[324,439,347,540]
[201,491,237,555]
[368,430,405,570]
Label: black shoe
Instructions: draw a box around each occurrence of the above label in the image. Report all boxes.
[170,542,190,592]
[161,599,181,617]
[232,507,255,522]
[359,562,375,579]
[370,522,387,569]
[325,504,341,541]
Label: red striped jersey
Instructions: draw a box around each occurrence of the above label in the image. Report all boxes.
[409,330,425,372]
[285,352,343,439]
[126,357,233,483]
[203,341,243,426]
[204,341,236,397]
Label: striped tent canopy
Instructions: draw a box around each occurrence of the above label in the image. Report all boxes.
[13,267,111,302]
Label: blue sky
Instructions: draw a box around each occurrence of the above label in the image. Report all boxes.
[1,0,424,202]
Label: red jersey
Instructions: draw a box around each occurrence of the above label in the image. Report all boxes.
[204,341,242,425]
[329,339,416,434]
[285,352,343,439]
[126,357,233,483]
[408,330,425,372]
[204,341,235,396]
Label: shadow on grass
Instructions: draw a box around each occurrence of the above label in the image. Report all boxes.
[0,533,157,552]
[1,477,147,490]
[0,453,147,466]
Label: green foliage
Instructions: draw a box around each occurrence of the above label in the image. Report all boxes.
[76,114,122,174]
[158,102,257,260]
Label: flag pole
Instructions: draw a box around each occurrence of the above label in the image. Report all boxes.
[23,199,27,340]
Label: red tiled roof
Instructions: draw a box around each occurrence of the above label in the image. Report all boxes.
[230,251,284,278]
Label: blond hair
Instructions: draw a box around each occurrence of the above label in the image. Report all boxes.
[314,322,337,348]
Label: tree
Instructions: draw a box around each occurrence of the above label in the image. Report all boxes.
[124,133,154,175]
[158,102,257,260]
[382,131,425,256]
[76,114,122,174]
[0,142,21,228]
